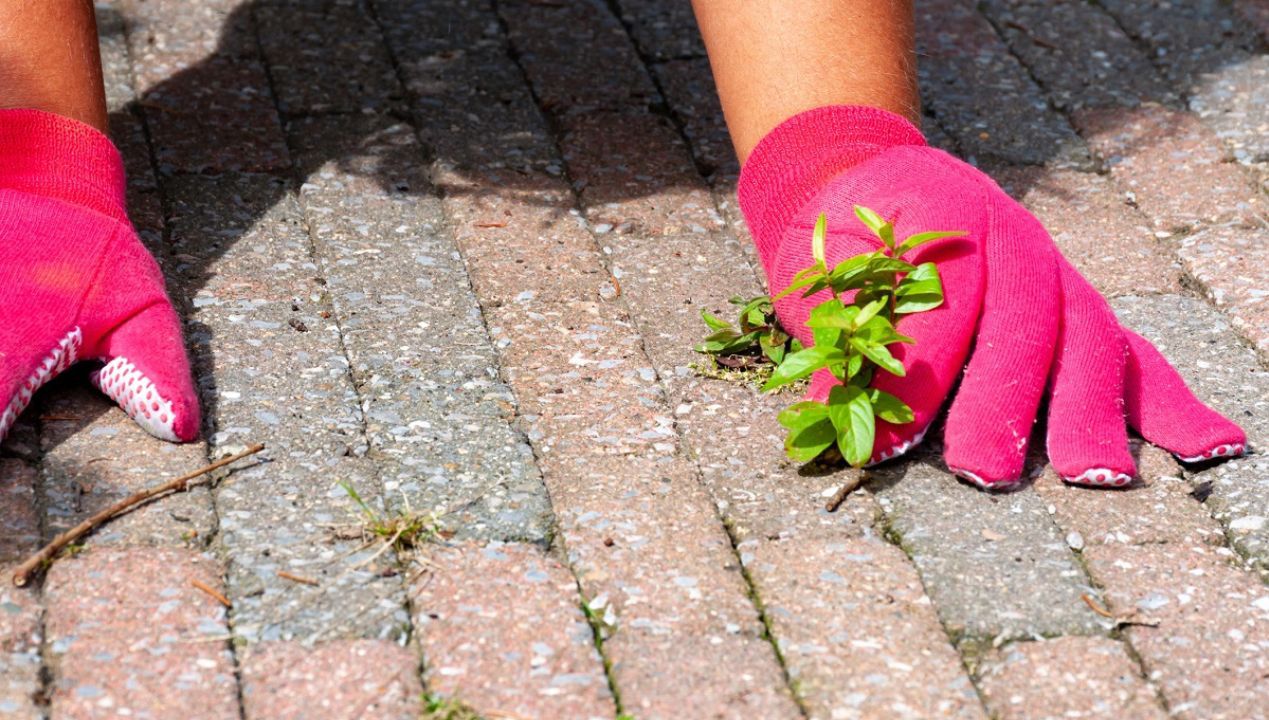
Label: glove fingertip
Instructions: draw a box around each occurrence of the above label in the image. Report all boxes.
[92,356,200,442]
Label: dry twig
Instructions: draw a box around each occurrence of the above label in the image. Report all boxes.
[12,443,265,586]
[1081,593,1160,628]
[192,579,231,607]
[277,570,319,587]
[825,468,866,512]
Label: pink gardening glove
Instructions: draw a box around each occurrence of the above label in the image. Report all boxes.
[0,109,200,443]
[739,106,1245,488]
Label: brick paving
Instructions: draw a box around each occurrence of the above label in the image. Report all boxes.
[0,0,1264,718]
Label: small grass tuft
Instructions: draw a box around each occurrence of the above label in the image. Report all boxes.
[420,693,485,720]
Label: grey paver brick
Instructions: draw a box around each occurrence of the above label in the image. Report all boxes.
[1111,295,1269,576]
[411,542,615,720]
[256,3,403,114]
[0,566,41,720]
[166,173,409,641]
[647,58,738,183]
[750,536,988,719]
[498,0,661,116]
[1235,0,1269,41]
[39,385,215,548]
[612,0,707,60]
[240,639,423,720]
[976,637,1166,720]
[1034,442,1224,548]
[286,114,554,543]
[121,0,257,74]
[1084,543,1269,720]
[44,547,239,719]
[987,166,1182,296]
[871,456,1112,642]
[979,0,1175,111]
[0,460,39,561]
[1097,0,1268,163]
[1074,106,1265,231]
[1173,223,1269,360]
[916,0,1089,167]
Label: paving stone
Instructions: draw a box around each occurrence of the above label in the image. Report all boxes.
[0,460,39,561]
[1111,295,1269,577]
[871,456,1112,642]
[437,166,610,306]
[916,0,1089,167]
[411,542,614,719]
[979,0,1175,111]
[0,565,41,720]
[166,173,409,642]
[650,58,738,183]
[256,3,403,114]
[1084,543,1269,720]
[1235,0,1269,41]
[1173,223,1269,359]
[498,0,661,116]
[97,2,138,112]
[1074,106,1265,231]
[122,0,258,74]
[1097,0,1268,162]
[536,452,800,720]
[987,166,1182,296]
[749,536,987,719]
[1034,442,1224,548]
[286,114,553,543]
[485,301,676,460]
[976,636,1166,720]
[240,639,423,720]
[44,547,239,719]
[37,382,216,548]
[612,0,707,60]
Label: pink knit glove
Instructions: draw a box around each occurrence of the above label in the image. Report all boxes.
[0,110,199,443]
[739,106,1245,488]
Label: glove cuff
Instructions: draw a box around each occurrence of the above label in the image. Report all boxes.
[0,109,128,223]
[737,105,926,270]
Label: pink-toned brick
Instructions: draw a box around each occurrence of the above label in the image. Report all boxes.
[750,536,986,718]
[1084,543,1269,719]
[240,640,423,720]
[1074,106,1265,231]
[411,542,614,719]
[0,459,38,560]
[44,547,239,719]
[1173,223,1269,359]
[988,166,1182,296]
[536,450,800,719]
[977,637,1166,720]
[437,168,609,306]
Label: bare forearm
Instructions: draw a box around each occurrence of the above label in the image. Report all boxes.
[0,0,107,131]
[691,0,918,164]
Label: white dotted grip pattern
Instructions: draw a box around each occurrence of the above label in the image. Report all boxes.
[0,328,82,444]
[92,356,180,442]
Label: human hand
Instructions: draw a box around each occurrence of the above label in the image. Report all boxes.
[739,106,1244,487]
[0,110,200,444]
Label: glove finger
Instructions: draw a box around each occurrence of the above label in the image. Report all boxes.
[1123,329,1246,462]
[0,328,83,444]
[944,196,1060,488]
[1045,257,1134,487]
[91,299,200,443]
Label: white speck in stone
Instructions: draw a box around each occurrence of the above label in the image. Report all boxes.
[1230,516,1265,531]
[1137,592,1170,611]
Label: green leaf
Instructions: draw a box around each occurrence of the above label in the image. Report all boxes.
[827,385,875,467]
[854,315,914,347]
[894,262,945,314]
[762,345,844,391]
[895,229,967,258]
[804,299,857,330]
[845,351,864,379]
[854,205,894,249]
[869,389,914,424]
[811,213,828,269]
[867,256,917,274]
[850,337,906,377]
[853,298,887,328]
[778,402,835,462]
[773,269,826,301]
[700,310,731,332]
